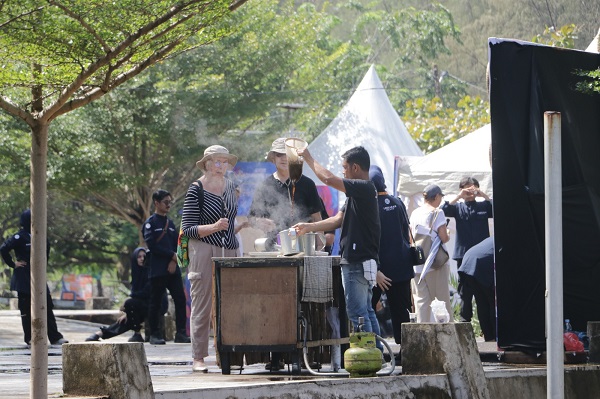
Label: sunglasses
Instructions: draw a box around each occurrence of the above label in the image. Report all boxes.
[214,160,230,167]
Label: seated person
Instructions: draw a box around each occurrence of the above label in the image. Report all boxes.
[86,247,151,342]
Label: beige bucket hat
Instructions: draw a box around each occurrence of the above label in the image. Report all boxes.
[196,145,238,170]
[266,138,287,162]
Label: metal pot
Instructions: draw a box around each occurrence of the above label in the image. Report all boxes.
[300,232,326,256]
[278,229,302,255]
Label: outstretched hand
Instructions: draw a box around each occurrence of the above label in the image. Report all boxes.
[292,222,312,236]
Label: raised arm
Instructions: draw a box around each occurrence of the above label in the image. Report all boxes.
[298,148,346,193]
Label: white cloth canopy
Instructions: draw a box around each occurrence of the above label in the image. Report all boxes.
[303,65,423,190]
[397,124,492,204]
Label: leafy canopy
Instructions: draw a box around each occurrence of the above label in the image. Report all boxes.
[0,0,243,122]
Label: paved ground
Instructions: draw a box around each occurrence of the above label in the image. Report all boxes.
[0,309,415,398]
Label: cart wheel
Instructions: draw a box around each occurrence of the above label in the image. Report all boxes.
[221,352,231,375]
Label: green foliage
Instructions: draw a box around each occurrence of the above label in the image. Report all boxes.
[532,24,577,48]
[575,68,600,95]
[0,0,236,111]
[403,95,490,153]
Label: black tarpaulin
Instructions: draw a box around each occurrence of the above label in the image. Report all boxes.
[489,39,600,350]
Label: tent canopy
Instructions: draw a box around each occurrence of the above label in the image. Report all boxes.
[397,124,492,199]
[303,65,422,189]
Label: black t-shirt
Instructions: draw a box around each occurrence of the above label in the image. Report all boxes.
[340,179,380,264]
[249,174,323,237]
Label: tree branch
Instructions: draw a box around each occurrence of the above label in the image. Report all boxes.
[0,96,36,126]
[48,0,111,52]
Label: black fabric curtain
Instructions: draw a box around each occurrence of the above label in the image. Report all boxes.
[489,40,600,350]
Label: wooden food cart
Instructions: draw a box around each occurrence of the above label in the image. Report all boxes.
[214,256,346,374]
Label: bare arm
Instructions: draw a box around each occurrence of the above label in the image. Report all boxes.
[299,148,346,193]
[294,210,344,235]
[437,224,450,243]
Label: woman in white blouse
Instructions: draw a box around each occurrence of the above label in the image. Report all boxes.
[409,184,454,323]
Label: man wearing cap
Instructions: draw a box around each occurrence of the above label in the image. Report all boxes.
[248,138,324,370]
[249,138,324,249]
[369,165,413,346]
[143,189,190,345]
[293,146,381,336]
[441,176,492,322]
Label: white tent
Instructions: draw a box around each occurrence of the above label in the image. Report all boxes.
[585,28,599,53]
[303,65,423,189]
[397,124,492,207]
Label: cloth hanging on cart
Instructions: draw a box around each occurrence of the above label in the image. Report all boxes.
[302,256,333,303]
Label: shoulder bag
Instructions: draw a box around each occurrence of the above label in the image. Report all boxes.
[413,209,449,269]
[177,180,204,268]
[401,201,426,265]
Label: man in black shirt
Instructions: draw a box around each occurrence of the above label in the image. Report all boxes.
[294,146,381,335]
[249,138,324,370]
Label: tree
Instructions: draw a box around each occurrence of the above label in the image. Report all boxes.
[402,95,490,153]
[0,1,250,395]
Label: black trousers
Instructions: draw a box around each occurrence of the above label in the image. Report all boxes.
[148,274,187,337]
[461,274,496,341]
[372,280,412,345]
[457,259,475,322]
[18,288,63,344]
[100,297,148,339]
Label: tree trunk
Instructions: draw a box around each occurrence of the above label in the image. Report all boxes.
[30,122,49,399]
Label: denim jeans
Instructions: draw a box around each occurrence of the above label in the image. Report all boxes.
[341,262,381,339]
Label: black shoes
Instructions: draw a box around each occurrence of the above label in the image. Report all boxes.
[174,332,191,343]
[149,335,166,345]
[85,333,101,342]
[128,333,144,343]
[51,338,69,345]
[265,360,285,371]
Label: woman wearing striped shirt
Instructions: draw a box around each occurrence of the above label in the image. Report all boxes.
[181,145,239,373]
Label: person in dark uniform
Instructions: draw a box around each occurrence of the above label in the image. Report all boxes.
[0,209,68,346]
[142,189,190,345]
[441,177,493,322]
[369,166,414,346]
[86,247,151,342]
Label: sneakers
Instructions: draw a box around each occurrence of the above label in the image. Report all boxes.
[174,332,191,343]
[128,333,144,343]
[192,359,208,373]
[149,335,166,345]
[51,338,69,345]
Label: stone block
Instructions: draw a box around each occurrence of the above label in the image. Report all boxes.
[63,342,154,399]
[402,322,490,399]
[588,321,600,363]
[85,296,112,310]
[9,298,18,310]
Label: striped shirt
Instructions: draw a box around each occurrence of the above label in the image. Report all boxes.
[181,179,238,249]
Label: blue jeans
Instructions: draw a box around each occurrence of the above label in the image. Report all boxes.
[341,262,381,339]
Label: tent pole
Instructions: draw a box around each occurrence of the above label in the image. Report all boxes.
[544,111,563,399]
